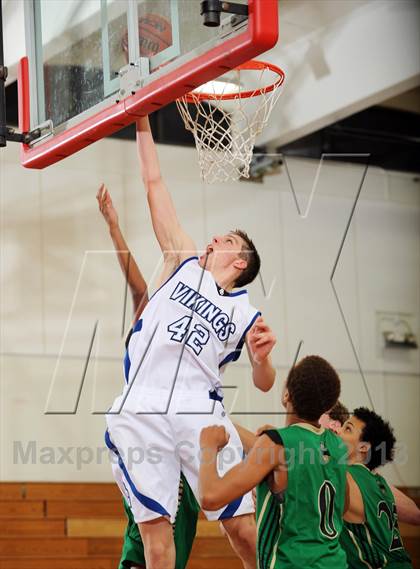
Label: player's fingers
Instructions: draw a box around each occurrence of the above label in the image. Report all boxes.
[249,321,258,332]
[253,331,271,342]
[255,336,275,347]
[259,334,276,345]
[256,424,275,436]
[97,183,105,200]
[98,190,108,211]
[248,328,257,342]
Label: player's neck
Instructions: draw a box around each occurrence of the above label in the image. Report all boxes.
[209,267,235,292]
[348,453,366,466]
[286,411,320,429]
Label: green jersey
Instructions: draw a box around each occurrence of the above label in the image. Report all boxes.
[119,473,200,569]
[341,464,412,569]
[256,423,348,569]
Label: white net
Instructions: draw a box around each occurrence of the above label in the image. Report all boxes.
[176,62,284,184]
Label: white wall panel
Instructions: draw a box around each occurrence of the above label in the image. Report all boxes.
[0,141,419,485]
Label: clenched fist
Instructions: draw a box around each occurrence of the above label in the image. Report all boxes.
[200,425,230,451]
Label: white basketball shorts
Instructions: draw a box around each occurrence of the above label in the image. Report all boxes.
[105,389,254,524]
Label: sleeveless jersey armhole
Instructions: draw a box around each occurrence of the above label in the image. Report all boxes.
[260,429,283,446]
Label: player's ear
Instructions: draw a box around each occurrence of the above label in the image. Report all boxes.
[359,440,371,457]
[281,387,290,407]
[233,257,247,271]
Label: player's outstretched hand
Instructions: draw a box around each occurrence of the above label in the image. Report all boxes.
[248,316,276,364]
[255,424,275,436]
[200,425,230,452]
[97,183,119,229]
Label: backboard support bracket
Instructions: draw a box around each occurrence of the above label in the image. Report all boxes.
[0,0,46,148]
[116,58,150,103]
[2,125,40,145]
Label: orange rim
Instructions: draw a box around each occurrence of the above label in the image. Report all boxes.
[182,60,285,103]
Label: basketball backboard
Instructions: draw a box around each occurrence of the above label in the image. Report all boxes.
[19,0,278,169]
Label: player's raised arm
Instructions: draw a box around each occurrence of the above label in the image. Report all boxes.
[199,426,286,511]
[97,183,148,319]
[246,316,276,392]
[136,116,196,266]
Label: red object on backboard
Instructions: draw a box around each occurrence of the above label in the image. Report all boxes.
[19,0,278,169]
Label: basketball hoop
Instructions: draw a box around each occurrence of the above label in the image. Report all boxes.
[176,60,285,184]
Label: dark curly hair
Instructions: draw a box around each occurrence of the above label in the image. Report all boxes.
[329,400,350,426]
[232,229,261,288]
[286,355,341,421]
[353,407,396,471]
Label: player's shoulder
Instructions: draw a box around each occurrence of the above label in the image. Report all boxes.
[347,464,379,489]
[162,255,199,284]
[258,427,284,447]
[222,288,259,328]
[324,428,348,455]
[176,255,200,271]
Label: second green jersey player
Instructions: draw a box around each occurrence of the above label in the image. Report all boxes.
[340,408,414,569]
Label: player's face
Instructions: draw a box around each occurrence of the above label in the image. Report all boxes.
[339,415,366,459]
[200,233,246,272]
[281,382,289,409]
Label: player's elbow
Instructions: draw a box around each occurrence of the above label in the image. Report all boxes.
[400,510,420,526]
[253,374,275,393]
[409,509,420,526]
[200,489,223,511]
[256,381,274,393]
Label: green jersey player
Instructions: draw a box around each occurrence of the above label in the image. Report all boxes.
[340,408,419,569]
[199,355,348,569]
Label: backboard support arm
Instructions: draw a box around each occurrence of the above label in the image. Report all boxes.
[0,0,43,147]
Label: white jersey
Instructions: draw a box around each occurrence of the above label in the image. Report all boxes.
[106,255,258,523]
[119,256,260,402]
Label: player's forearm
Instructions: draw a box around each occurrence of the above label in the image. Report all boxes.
[135,118,191,257]
[136,116,162,183]
[199,449,242,510]
[252,356,276,392]
[391,486,420,525]
[109,224,148,309]
[199,448,224,510]
[233,423,257,454]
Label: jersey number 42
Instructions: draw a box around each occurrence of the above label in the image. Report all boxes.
[168,316,210,355]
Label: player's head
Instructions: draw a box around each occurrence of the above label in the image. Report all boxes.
[199,229,260,288]
[340,407,396,470]
[319,400,350,433]
[282,355,341,422]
